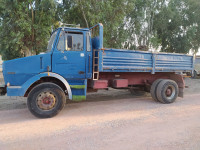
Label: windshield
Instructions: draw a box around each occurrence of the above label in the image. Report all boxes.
[46,30,58,52]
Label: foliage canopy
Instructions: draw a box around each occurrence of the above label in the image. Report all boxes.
[0,0,200,60]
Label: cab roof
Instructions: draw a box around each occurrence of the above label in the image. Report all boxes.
[57,27,89,31]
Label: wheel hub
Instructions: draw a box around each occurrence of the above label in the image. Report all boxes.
[166,88,172,96]
[37,92,56,110]
[165,85,175,100]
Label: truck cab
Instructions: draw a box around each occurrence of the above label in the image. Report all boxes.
[2,25,102,92]
[0,24,103,117]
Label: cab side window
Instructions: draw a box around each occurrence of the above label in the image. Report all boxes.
[66,33,83,51]
[57,31,83,51]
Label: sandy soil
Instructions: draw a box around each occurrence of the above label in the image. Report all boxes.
[0,78,200,150]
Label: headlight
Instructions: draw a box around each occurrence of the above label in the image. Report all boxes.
[7,82,10,87]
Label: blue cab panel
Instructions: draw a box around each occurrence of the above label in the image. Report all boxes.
[52,28,93,80]
[3,53,51,86]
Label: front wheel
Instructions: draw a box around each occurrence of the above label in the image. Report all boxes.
[27,82,66,118]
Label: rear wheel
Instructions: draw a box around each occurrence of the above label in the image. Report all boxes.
[27,82,66,118]
[150,79,163,101]
[156,80,178,104]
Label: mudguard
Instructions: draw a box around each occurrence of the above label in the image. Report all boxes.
[7,72,72,100]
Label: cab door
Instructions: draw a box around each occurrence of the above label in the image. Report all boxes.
[52,30,86,79]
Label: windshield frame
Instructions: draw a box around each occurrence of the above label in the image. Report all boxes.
[46,29,59,53]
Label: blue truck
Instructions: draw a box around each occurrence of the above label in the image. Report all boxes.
[0,23,194,118]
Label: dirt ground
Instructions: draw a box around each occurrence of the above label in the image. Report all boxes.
[0,78,200,150]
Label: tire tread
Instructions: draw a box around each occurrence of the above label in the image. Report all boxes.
[27,82,66,118]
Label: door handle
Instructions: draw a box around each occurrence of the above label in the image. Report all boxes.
[79,71,85,74]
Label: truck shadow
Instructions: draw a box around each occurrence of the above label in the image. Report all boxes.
[61,96,171,119]
[68,89,151,103]
[0,89,163,124]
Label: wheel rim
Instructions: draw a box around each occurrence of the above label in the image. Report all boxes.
[37,91,57,110]
[165,85,175,100]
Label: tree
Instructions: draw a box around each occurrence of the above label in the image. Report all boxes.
[1,0,200,60]
[124,0,157,50]
[184,0,200,55]
[57,0,134,48]
[153,0,200,54]
[0,0,57,60]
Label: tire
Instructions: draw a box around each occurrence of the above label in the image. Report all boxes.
[156,80,178,104]
[27,82,66,118]
[150,79,163,101]
[129,89,146,96]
